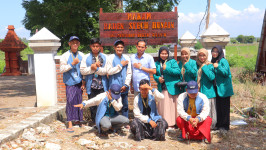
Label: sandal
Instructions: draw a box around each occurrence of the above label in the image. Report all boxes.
[67,128,74,133]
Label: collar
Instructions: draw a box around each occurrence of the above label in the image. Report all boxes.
[135,53,145,59]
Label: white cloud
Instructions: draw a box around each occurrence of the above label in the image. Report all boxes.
[178,3,264,37]
[216,3,240,18]
[179,12,205,23]
[244,4,260,13]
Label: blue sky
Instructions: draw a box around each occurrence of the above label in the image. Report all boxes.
[0,0,265,39]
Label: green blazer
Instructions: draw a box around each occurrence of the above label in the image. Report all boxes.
[153,59,182,95]
[197,64,216,99]
[178,59,198,82]
[215,58,234,97]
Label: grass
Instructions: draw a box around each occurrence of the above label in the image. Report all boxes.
[226,44,258,58]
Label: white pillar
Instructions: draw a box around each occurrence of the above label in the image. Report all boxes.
[200,23,230,61]
[28,27,61,107]
[27,54,34,75]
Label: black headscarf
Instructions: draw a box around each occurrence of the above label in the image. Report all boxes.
[211,45,224,63]
[158,46,171,63]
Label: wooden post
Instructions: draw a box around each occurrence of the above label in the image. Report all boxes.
[174,44,177,60]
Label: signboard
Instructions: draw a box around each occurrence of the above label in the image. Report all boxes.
[99,8,178,46]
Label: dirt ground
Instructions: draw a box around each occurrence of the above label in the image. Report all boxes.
[0,75,265,149]
[0,75,47,129]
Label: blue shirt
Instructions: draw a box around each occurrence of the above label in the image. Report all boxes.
[131,53,156,92]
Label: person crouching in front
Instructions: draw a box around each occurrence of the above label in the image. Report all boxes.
[130,79,168,141]
[74,84,129,136]
[176,81,212,143]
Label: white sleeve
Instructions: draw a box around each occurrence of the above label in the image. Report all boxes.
[197,93,210,122]
[107,54,123,75]
[83,92,106,107]
[80,54,95,75]
[124,55,132,87]
[133,94,149,123]
[111,97,123,111]
[177,93,190,121]
[95,54,108,76]
[60,52,72,73]
[152,88,164,102]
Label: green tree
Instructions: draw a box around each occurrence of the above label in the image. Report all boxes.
[124,0,179,12]
[246,35,255,43]
[256,37,260,42]
[194,40,203,50]
[230,38,237,44]
[22,0,116,52]
[236,35,244,43]
[22,0,179,53]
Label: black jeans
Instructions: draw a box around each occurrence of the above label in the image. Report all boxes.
[88,88,104,122]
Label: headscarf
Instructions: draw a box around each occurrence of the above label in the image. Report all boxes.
[158,46,170,76]
[158,46,170,64]
[211,45,224,63]
[196,48,211,88]
[180,47,190,79]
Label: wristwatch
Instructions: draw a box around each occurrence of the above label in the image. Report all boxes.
[139,66,142,70]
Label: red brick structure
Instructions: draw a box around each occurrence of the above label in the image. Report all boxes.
[55,57,158,108]
[0,25,27,76]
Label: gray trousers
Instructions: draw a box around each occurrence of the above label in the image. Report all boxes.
[100,115,129,131]
[209,98,217,129]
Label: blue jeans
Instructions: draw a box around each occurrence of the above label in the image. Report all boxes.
[121,93,128,118]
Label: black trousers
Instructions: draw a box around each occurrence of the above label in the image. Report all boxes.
[130,118,168,141]
[88,88,104,122]
[215,94,231,130]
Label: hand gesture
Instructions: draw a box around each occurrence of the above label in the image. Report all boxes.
[149,120,157,128]
[140,83,153,90]
[121,60,129,66]
[72,58,79,66]
[91,63,98,71]
[163,63,166,70]
[121,86,127,93]
[213,61,218,68]
[133,63,142,69]
[81,80,86,90]
[159,77,165,83]
[74,103,84,110]
[96,61,102,67]
[106,91,112,101]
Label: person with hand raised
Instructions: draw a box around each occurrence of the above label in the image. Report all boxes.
[130,79,168,141]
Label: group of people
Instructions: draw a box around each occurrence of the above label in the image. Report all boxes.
[60,36,234,143]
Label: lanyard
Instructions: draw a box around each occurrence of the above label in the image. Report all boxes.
[71,51,78,61]
[142,97,148,108]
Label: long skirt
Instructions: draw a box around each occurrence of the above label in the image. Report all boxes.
[66,82,83,122]
[130,118,168,141]
[157,90,178,126]
[176,116,212,143]
[209,98,217,129]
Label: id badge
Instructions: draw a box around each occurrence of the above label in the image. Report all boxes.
[74,72,78,78]
[94,74,98,78]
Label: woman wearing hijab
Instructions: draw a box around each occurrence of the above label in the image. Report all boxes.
[196,48,217,129]
[153,46,182,127]
[211,45,234,132]
[178,47,198,92]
